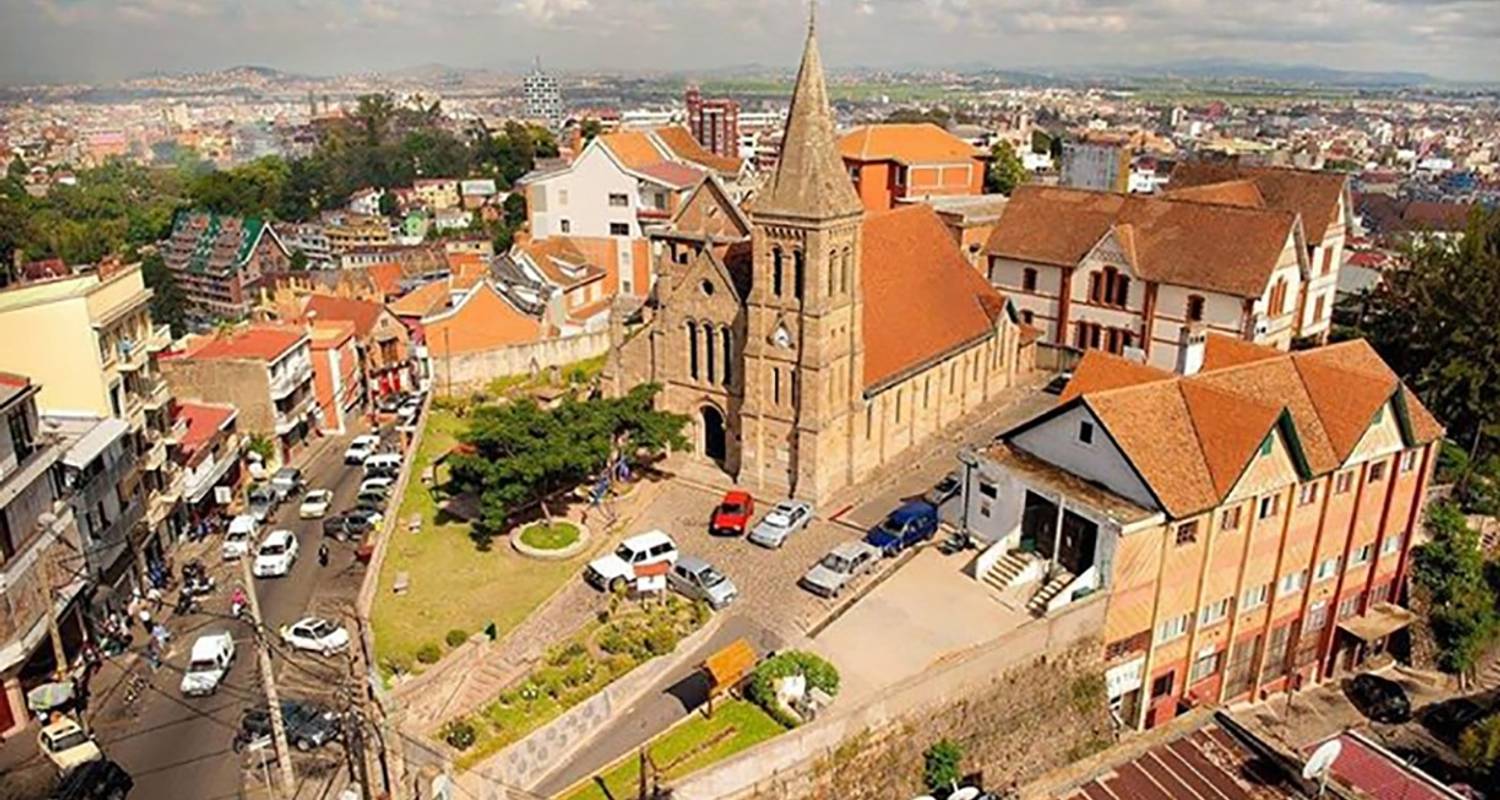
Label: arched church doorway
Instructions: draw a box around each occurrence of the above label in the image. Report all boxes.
[700,406,727,462]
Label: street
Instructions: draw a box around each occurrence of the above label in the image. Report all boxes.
[90,428,369,800]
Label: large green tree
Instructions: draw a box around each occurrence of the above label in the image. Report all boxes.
[986,141,1028,196]
[1411,502,1498,676]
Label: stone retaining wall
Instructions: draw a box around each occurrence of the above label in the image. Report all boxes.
[435,330,609,396]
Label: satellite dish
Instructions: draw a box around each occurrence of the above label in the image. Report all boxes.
[1303,738,1342,796]
[950,788,982,800]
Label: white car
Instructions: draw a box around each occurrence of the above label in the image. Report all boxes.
[748,500,814,549]
[252,529,299,578]
[222,514,257,561]
[37,717,102,773]
[298,489,334,519]
[344,434,381,465]
[584,530,678,592]
[359,476,395,495]
[180,631,235,696]
[279,617,351,656]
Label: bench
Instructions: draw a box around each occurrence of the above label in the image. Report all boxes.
[393,572,410,595]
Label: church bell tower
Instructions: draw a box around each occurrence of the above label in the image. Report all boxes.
[739,9,866,502]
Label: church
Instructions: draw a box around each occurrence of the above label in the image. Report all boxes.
[604,18,1035,504]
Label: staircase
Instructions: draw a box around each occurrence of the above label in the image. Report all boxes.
[1027,568,1076,616]
[982,550,1039,592]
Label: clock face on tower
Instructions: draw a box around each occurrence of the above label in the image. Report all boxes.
[771,323,793,349]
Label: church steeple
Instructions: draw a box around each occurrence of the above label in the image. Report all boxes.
[750,7,862,220]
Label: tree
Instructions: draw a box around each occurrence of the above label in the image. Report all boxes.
[580,118,603,143]
[378,191,398,217]
[923,739,965,792]
[1458,712,1500,775]
[1030,129,1053,155]
[289,249,309,271]
[1411,502,1498,676]
[139,251,187,336]
[1346,208,1500,467]
[986,141,1028,196]
[502,193,527,229]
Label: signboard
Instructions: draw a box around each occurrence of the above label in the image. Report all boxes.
[1105,656,1145,699]
[214,486,233,505]
[635,574,666,595]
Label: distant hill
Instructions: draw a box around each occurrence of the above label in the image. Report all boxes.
[1077,58,1439,87]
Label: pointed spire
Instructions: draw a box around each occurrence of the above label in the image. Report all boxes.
[749,8,863,220]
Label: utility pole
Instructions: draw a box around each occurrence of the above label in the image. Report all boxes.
[35,549,69,680]
[344,710,373,800]
[239,556,296,796]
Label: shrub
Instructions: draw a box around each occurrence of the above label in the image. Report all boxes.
[382,653,413,675]
[598,628,631,655]
[644,624,680,656]
[548,641,587,666]
[415,642,443,664]
[562,657,597,688]
[746,651,841,727]
[922,738,964,792]
[442,720,477,751]
[1458,712,1500,772]
[445,629,469,648]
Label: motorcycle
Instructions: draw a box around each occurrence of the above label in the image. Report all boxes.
[181,561,215,596]
[174,590,201,616]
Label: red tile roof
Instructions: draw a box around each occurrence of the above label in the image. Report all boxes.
[838,123,983,164]
[183,325,306,362]
[303,294,385,338]
[651,126,743,175]
[861,205,1010,390]
[174,401,236,461]
[1169,163,1348,239]
[637,160,706,189]
[1163,178,1265,209]
[389,280,452,318]
[1062,721,1305,800]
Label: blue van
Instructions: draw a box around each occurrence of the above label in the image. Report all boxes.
[864,500,939,557]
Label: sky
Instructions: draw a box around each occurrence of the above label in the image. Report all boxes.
[1,0,1497,84]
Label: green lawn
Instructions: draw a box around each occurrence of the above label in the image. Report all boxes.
[369,408,597,672]
[520,521,581,550]
[559,700,786,800]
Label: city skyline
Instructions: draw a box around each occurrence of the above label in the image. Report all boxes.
[2,0,1498,85]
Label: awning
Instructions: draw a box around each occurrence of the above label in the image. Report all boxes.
[62,417,129,469]
[702,638,757,692]
[1337,602,1416,642]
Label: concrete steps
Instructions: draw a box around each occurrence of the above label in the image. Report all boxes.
[1027,569,1076,615]
[982,550,1037,592]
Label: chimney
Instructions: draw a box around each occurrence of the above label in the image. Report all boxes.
[1178,324,1207,376]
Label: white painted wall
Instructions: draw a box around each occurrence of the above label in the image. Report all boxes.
[1009,404,1160,511]
[989,256,1063,341]
[528,145,644,240]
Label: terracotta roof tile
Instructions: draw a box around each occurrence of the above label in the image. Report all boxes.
[389,280,452,317]
[1201,334,1283,370]
[598,131,666,172]
[367,263,406,297]
[651,126,743,174]
[1169,163,1348,239]
[303,294,384,338]
[518,237,608,289]
[423,283,542,356]
[182,324,305,362]
[636,160,706,189]
[1059,351,1174,403]
[861,205,1009,390]
[1180,380,1283,496]
[1087,381,1219,515]
[1164,178,1265,209]
[838,123,983,164]
[174,401,236,462]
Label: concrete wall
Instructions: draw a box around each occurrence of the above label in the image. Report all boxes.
[529,145,645,240]
[1010,405,1158,511]
[162,359,275,434]
[434,330,610,396]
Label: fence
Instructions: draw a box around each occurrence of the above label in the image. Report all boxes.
[433,330,610,396]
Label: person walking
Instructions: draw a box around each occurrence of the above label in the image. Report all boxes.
[146,584,163,612]
[145,640,161,671]
[317,542,329,567]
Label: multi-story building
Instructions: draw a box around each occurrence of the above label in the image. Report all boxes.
[0,261,184,557]
[413,179,461,212]
[322,211,394,256]
[172,401,243,526]
[50,413,142,594]
[161,325,317,460]
[299,294,415,398]
[685,86,740,161]
[960,337,1442,730]
[161,211,291,321]
[1061,139,1131,193]
[837,123,989,212]
[281,222,333,268]
[0,373,86,737]
[986,185,1310,371]
[523,60,564,129]
[308,322,362,434]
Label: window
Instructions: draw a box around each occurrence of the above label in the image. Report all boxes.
[6,410,34,463]
[772,367,781,405]
[1321,247,1334,276]
[1400,450,1419,473]
[704,326,716,384]
[1022,268,1038,292]
[894,165,908,187]
[1189,650,1222,684]
[1338,593,1362,620]
[1241,583,1268,611]
[721,328,733,387]
[1269,277,1289,316]
[1198,597,1230,628]
[608,193,628,207]
[772,249,784,296]
[1371,581,1393,604]
[1156,613,1190,643]
[1264,624,1292,679]
[1175,520,1199,546]
[1304,600,1329,632]
[1368,461,1387,483]
[1078,420,1095,445]
[1335,470,1354,494]
[1373,405,1385,424]
[979,482,998,499]
[1381,534,1403,556]
[1278,570,1307,596]
[1259,437,1274,457]
[1021,310,1035,325]
[1298,483,1319,507]
[793,250,805,303]
[1186,294,1205,321]
[1258,493,1280,520]
[1221,505,1242,531]
[558,189,569,205]
[894,389,902,423]
[609,222,630,236]
[560,219,572,233]
[1313,295,1326,323]
[1151,671,1175,699]
[865,404,873,439]
[848,164,861,182]
[1314,556,1341,582]
[840,249,852,294]
[1349,543,1372,567]
[686,322,699,380]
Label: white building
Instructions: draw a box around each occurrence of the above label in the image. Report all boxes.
[523,60,563,129]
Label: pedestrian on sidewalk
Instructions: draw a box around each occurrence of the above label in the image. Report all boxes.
[318,542,329,567]
[146,584,163,612]
[145,641,161,671]
[138,607,152,630]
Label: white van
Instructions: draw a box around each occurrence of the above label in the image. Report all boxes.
[362,453,402,477]
[180,631,236,696]
[223,515,257,561]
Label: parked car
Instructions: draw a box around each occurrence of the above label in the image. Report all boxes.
[252,529,299,578]
[344,434,381,465]
[355,487,389,508]
[246,483,277,523]
[279,616,351,656]
[376,393,407,414]
[865,500,939,557]
[180,632,236,696]
[710,490,755,536]
[1345,673,1412,724]
[585,530,679,592]
[396,401,421,424]
[323,512,374,541]
[298,490,334,519]
[269,467,304,502]
[347,506,384,528]
[1042,371,1074,396]
[748,500,814,549]
[924,472,962,507]
[668,555,738,609]
[222,515,257,561]
[362,453,402,477]
[37,717,102,774]
[234,700,340,753]
[49,758,132,800]
[801,541,881,598]
[359,476,395,495]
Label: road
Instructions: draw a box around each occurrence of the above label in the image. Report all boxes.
[94,427,371,800]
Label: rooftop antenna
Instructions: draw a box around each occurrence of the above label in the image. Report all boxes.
[808,0,816,34]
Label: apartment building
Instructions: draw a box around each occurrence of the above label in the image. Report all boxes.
[160,325,317,460]
[308,322,362,434]
[0,262,184,555]
[322,211,394,255]
[987,185,1309,371]
[413,178,461,212]
[685,86,740,160]
[162,211,292,321]
[960,336,1441,730]
[173,401,243,525]
[299,294,415,398]
[1061,139,1131,193]
[0,374,86,737]
[838,123,988,212]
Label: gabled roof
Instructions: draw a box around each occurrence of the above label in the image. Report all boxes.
[651,126,743,175]
[596,131,664,172]
[636,160,706,189]
[861,205,1011,391]
[1163,178,1265,209]
[838,123,983,165]
[514,238,607,290]
[174,401,236,462]
[987,185,1300,298]
[1201,334,1283,371]
[180,324,306,362]
[1169,162,1348,238]
[1014,339,1444,518]
[302,294,386,338]
[389,279,452,318]
[421,282,542,356]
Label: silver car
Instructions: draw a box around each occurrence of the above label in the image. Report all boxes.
[748,500,814,549]
[800,541,881,598]
[668,555,737,609]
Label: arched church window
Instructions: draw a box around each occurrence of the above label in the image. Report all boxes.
[793,250,805,303]
[840,248,852,294]
[721,326,733,387]
[772,248,784,297]
[704,325,717,384]
[828,250,838,296]
[686,321,699,380]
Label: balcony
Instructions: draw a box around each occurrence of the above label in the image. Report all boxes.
[142,438,167,472]
[146,474,183,528]
[141,378,171,412]
[274,392,316,435]
[0,509,84,669]
[183,436,241,505]
[269,359,313,401]
[114,336,149,373]
[145,323,173,353]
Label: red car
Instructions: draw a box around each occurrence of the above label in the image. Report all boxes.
[710,491,755,536]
